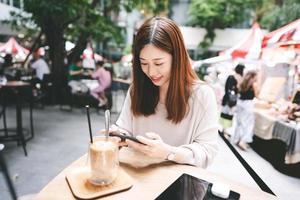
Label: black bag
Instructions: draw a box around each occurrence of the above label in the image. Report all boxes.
[227,90,238,107]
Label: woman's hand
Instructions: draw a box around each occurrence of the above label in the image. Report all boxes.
[126,132,172,160]
[110,136,127,147]
[98,127,127,147]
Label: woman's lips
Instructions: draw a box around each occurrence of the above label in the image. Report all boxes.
[150,76,162,83]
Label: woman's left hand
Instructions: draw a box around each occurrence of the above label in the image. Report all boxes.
[126,132,172,160]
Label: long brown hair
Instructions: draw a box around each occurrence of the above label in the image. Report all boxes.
[131,17,198,124]
[240,71,257,93]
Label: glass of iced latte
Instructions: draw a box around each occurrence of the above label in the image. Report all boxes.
[88,136,119,186]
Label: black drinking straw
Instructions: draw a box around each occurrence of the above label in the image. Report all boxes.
[85,105,93,144]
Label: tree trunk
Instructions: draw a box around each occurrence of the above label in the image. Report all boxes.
[44,27,65,104]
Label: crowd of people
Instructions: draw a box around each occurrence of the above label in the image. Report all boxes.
[0,49,133,107]
[219,64,259,151]
[0,17,260,158]
[67,57,113,106]
[0,51,51,83]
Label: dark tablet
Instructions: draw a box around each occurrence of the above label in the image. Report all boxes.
[155,173,240,200]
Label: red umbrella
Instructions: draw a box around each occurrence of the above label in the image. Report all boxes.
[262,18,300,48]
[220,23,263,60]
[0,37,29,60]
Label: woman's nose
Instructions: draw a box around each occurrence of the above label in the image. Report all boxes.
[148,64,158,76]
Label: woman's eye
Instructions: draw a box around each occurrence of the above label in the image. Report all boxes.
[140,63,148,66]
[155,63,163,66]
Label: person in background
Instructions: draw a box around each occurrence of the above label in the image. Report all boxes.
[1,54,13,69]
[231,71,258,151]
[68,57,84,81]
[68,58,88,94]
[1,54,15,81]
[90,61,112,106]
[31,50,50,86]
[111,59,122,78]
[219,64,245,136]
[113,17,218,168]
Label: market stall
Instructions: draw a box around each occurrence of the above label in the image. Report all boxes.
[221,22,263,60]
[250,18,300,178]
[262,18,300,48]
[252,104,300,178]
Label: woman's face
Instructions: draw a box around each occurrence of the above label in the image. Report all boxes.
[139,44,172,88]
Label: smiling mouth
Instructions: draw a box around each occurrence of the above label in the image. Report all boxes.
[150,76,162,83]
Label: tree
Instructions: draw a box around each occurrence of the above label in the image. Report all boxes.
[188,0,254,49]
[260,0,300,31]
[188,0,300,51]
[7,0,168,102]
[7,0,123,102]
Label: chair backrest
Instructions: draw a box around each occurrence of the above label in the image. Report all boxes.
[0,143,18,200]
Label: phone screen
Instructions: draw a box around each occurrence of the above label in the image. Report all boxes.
[155,174,240,200]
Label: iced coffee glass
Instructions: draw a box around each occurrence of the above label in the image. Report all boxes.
[88,136,119,186]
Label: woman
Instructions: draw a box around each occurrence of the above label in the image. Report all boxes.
[115,17,218,168]
[232,71,258,151]
[90,61,112,106]
[219,64,245,134]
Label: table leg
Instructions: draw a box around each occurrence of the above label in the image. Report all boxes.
[16,91,27,156]
[27,100,34,141]
[3,105,8,137]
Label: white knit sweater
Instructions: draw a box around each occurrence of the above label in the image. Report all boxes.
[116,82,219,168]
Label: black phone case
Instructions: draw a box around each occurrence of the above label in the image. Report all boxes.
[109,132,145,144]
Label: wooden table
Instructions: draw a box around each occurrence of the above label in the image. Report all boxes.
[0,81,31,156]
[36,155,277,200]
[2,81,30,88]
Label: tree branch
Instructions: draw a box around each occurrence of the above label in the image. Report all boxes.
[22,31,43,67]
[62,15,80,29]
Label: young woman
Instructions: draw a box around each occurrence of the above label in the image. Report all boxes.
[115,17,218,168]
[219,64,245,135]
[232,71,258,151]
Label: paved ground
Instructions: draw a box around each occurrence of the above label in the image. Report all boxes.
[0,93,299,199]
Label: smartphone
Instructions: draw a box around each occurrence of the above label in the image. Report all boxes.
[109,132,145,145]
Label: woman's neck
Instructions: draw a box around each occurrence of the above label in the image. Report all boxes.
[159,82,169,104]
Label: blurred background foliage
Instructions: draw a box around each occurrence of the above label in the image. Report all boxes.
[188,0,300,49]
[5,0,169,100]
